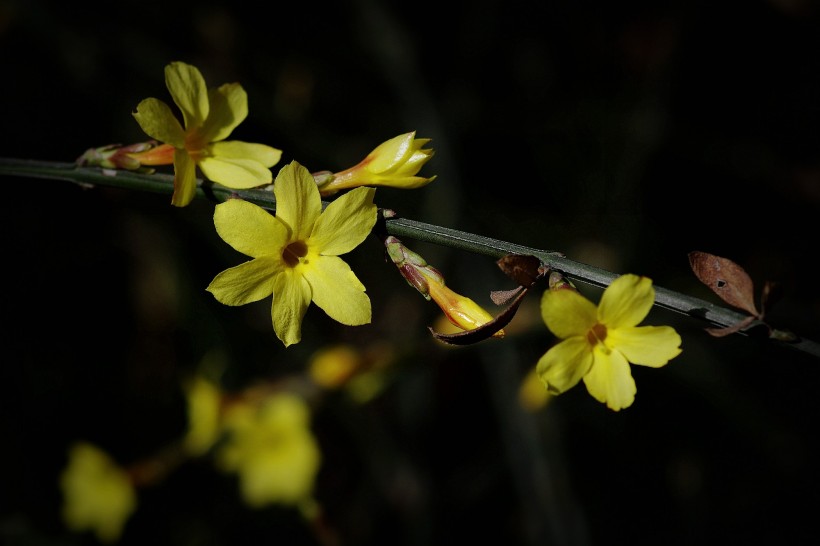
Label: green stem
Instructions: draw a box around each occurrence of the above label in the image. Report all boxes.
[2,158,817,359]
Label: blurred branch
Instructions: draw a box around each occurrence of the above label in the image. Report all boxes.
[2,157,818,359]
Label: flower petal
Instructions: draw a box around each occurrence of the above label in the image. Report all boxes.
[206,257,278,305]
[213,198,288,257]
[272,270,312,347]
[582,347,637,411]
[540,288,598,339]
[535,336,593,394]
[598,274,654,328]
[171,150,198,207]
[199,155,273,189]
[303,255,371,326]
[165,61,209,129]
[608,325,682,367]
[310,187,377,256]
[274,161,322,241]
[210,140,282,168]
[132,98,185,147]
[369,132,413,173]
[199,83,248,143]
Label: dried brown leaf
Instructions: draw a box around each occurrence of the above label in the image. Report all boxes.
[496,254,544,287]
[490,286,525,306]
[688,251,759,316]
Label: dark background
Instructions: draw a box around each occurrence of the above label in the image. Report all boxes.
[1,0,819,545]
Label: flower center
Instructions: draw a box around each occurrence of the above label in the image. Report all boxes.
[586,323,608,347]
[282,241,308,268]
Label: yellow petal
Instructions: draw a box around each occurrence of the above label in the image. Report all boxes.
[211,140,282,167]
[132,98,185,147]
[582,347,636,411]
[598,274,654,328]
[213,198,288,257]
[200,83,248,143]
[310,187,377,256]
[60,442,136,544]
[198,155,272,189]
[303,255,371,326]
[272,270,312,347]
[535,336,593,394]
[171,150,198,207]
[183,376,222,456]
[369,132,414,173]
[608,325,682,367]
[206,258,279,306]
[165,61,209,129]
[540,288,598,339]
[273,161,322,241]
[390,146,433,176]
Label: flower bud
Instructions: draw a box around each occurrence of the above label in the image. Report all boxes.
[317,132,436,196]
[385,236,502,338]
[77,141,174,171]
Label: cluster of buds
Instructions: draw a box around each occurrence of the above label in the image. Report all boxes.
[385,235,503,339]
[76,141,175,172]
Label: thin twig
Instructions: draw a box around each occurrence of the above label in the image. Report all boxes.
[1,158,817,359]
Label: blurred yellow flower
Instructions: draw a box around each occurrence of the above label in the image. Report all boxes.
[537,274,682,411]
[518,367,553,411]
[60,442,137,544]
[206,161,377,347]
[133,61,282,207]
[308,344,363,389]
[217,392,321,508]
[317,131,435,196]
[183,375,223,456]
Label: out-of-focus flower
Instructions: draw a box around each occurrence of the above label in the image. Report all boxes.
[206,161,377,347]
[60,442,137,544]
[308,344,364,390]
[216,392,321,508]
[133,61,282,207]
[518,367,553,411]
[315,131,435,196]
[308,342,394,403]
[385,235,503,338]
[183,375,223,456]
[537,273,682,411]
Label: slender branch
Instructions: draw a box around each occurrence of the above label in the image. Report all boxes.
[2,157,817,359]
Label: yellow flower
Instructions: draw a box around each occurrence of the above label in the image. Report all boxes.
[206,161,377,347]
[316,131,436,196]
[518,367,553,412]
[133,61,282,207]
[60,442,137,544]
[537,274,682,411]
[308,344,363,390]
[182,375,223,456]
[216,392,321,508]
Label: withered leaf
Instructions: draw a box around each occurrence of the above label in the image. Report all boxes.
[688,251,759,317]
[496,254,544,287]
[490,286,525,306]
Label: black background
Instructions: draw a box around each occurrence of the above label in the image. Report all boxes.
[1,1,819,545]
